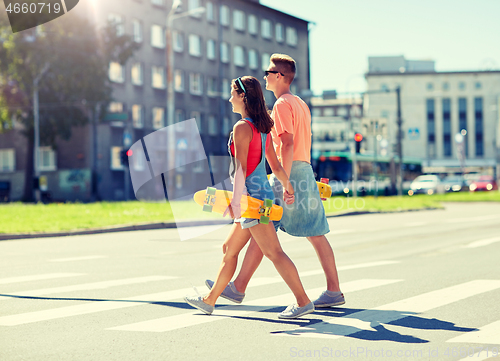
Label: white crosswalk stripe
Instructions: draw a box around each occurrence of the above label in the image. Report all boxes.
[107,279,402,332]
[0,273,85,285]
[463,237,500,249]
[447,319,500,344]
[49,255,108,262]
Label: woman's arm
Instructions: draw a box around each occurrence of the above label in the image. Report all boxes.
[265,134,295,205]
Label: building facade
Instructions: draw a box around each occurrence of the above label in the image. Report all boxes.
[0,0,311,201]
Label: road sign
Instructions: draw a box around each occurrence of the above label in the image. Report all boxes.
[177,139,188,150]
[408,128,420,140]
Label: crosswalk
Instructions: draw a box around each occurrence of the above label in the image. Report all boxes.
[1,262,499,347]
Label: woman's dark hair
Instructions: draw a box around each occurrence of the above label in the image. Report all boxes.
[232,76,274,134]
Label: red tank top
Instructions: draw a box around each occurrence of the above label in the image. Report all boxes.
[230,119,270,175]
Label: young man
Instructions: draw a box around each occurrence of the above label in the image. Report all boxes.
[206,54,344,308]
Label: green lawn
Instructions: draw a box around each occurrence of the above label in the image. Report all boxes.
[1,191,498,234]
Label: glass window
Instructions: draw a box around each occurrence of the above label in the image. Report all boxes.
[108,102,123,113]
[39,146,56,171]
[426,82,434,91]
[380,83,388,91]
[286,26,297,46]
[458,81,466,90]
[206,1,215,22]
[248,49,258,70]
[173,31,183,52]
[111,146,124,170]
[426,99,435,157]
[248,15,257,35]
[132,19,143,43]
[442,82,450,91]
[191,111,202,134]
[275,23,284,42]
[442,98,451,156]
[222,78,230,98]
[261,19,271,39]
[132,105,143,128]
[208,115,218,135]
[222,116,231,135]
[324,108,334,116]
[109,62,124,83]
[475,81,482,90]
[189,73,203,95]
[312,108,321,117]
[108,13,124,36]
[0,149,15,172]
[220,42,229,64]
[474,97,483,156]
[234,46,245,67]
[458,98,468,157]
[188,0,202,18]
[174,70,184,92]
[131,63,143,86]
[151,66,166,89]
[188,34,201,57]
[220,5,229,26]
[207,39,216,60]
[151,24,165,48]
[233,10,245,31]
[207,77,217,97]
[152,107,165,129]
[261,53,270,71]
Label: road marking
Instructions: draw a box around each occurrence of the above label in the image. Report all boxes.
[107,279,402,332]
[446,215,500,224]
[271,280,500,340]
[329,230,354,235]
[300,260,400,277]
[463,237,500,249]
[0,276,176,301]
[447,319,500,344]
[49,255,108,262]
[0,273,84,285]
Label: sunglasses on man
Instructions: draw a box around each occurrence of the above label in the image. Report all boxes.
[264,70,284,77]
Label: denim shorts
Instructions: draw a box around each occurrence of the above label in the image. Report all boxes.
[270,161,330,237]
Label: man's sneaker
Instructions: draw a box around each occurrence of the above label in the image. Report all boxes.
[278,302,315,319]
[184,295,214,315]
[205,280,245,304]
[313,290,345,308]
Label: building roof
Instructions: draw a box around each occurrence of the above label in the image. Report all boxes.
[366,70,500,77]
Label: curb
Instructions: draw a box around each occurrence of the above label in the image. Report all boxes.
[0,207,441,241]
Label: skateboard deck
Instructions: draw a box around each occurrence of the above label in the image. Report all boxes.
[193,187,283,224]
[266,175,332,199]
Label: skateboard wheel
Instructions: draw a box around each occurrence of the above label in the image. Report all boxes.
[264,199,273,208]
[203,204,213,212]
[260,216,270,224]
[206,187,216,195]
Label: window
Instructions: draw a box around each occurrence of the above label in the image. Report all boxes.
[427,99,435,158]
[458,98,468,156]
[111,146,124,170]
[108,13,124,36]
[206,2,215,22]
[174,70,184,92]
[442,98,451,157]
[188,34,201,57]
[233,10,245,31]
[234,46,245,67]
[108,102,123,113]
[261,53,270,71]
[173,31,183,52]
[222,117,231,135]
[175,109,185,124]
[109,62,124,83]
[426,82,434,91]
[475,97,483,156]
[191,111,202,134]
[380,83,388,91]
[475,82,482,90]
[248,15,257,35]
[39,147,56,171]
[208,115,218,135]
[261,19,271,39]
[286,27,297,46]
[189,73,203,95]
[131,63,143,86]
[220,5,229,26]
[220,42,229,63]
[248,49,258,70]
[207,77,217,97]
[275,23,284,42]
[132,19,143,43]
[458,81,466,90]
[222,78,230,98]
[132,105,143,128]
[152,66,166,89]
[312,108,321,117]
[207,39,216,60]
[151,25,165,48]
[324,108,334,116]
[442,82,450,91]
[151,0,164,6]
[152,107,165,129]
[188,0,202,18]
[0,149,15,172]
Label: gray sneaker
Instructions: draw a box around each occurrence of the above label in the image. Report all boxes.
[313,290,345,308]
[184,295,214,315]
[278,302,315,319]
[205,279,245,304]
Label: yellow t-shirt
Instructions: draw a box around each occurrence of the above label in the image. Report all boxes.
[271,93,312,164]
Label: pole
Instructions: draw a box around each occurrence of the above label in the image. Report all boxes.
[396,86,403,196]
[349,101,357,198]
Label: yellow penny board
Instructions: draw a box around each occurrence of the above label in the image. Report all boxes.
[193,187,283,224]
[266,175,332,199]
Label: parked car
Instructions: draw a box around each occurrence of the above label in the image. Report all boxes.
[442,175,467,192]
[469,175,498,192]
[409,175,442,195]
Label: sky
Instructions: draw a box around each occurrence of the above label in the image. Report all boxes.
[260,0,500,96]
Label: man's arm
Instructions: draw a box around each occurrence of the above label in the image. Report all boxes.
[280,132,294,177]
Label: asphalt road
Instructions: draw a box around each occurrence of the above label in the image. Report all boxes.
[1,202,500,361]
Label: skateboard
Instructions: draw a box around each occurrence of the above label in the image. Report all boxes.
[193,187,283,224]
[266,175,332,199]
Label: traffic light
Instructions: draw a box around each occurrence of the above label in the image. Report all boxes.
[354,133,363,153]
[120,149,131,167]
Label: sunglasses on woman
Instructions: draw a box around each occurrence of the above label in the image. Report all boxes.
[264,70,284,77]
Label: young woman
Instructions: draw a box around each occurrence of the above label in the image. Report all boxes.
[185,76,314,319]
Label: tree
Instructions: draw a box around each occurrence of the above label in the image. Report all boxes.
[0,11,138,201]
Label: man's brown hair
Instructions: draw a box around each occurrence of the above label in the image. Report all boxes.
[270,53,296,84]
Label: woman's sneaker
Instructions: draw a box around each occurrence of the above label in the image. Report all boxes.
[313,290,345,308]
[205,280,245,304]
[184,295,214,315]
[278,302,315,319]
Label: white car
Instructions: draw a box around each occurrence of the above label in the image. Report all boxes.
[409,175,441,195]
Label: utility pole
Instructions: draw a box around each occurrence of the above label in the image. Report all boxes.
[396,86,403,196]
[349,101,357,198]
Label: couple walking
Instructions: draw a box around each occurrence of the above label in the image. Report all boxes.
[185,54,344,319]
